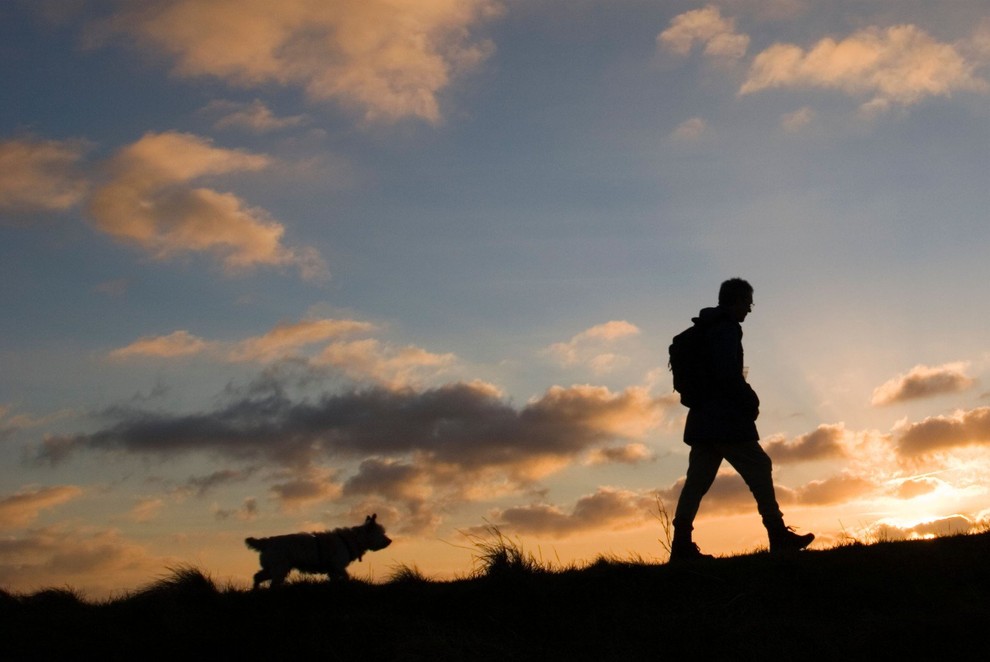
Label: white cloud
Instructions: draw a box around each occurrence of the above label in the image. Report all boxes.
[740,25,988,112]
[101,0,502,124]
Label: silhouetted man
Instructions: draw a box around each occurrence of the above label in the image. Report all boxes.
[670,278,814,561]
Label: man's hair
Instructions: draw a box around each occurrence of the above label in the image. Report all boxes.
[718,278,753,306]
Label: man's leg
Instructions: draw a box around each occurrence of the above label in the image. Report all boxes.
[671,443,723,558]
[719,440,783,528]
[721,440,814,551]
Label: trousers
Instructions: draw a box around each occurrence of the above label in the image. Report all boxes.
[673,439,783,531]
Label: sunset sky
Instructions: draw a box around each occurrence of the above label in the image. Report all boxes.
[3,0,990,598]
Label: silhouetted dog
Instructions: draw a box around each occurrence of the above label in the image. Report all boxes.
[245,514,392,588]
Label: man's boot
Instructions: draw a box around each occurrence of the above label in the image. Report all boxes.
[669,527,713,563]
[767,522,815,553]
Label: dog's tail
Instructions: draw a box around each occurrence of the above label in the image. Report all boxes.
[245,537,265,551]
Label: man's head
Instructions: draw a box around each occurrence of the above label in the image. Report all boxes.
[718,278,754,323]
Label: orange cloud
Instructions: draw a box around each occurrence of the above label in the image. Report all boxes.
[316,338,456,387]
[102,0,501,124]
[0,525,166,597]
[229,319,377,362]
[547,320,640,373]
[270,469,342,511]
[871,362,975,406]
[765,423,847,463]
[896,406,990,456]
[207,99,307,133]
[484,487,655,538]
[110,330,211,359]
[87,131,326,278]
[0,137,89,213]
[740,25,988,112]
[658,6,749,63]
[586,443,654,466]
[0,485,84,529]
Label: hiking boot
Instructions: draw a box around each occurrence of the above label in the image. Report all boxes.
[769,526,815,553]
[669,541,714,563]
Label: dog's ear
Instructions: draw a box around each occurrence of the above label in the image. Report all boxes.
[365,514,377,525]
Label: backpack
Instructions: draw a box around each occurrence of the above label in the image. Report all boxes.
[668,321,713,408]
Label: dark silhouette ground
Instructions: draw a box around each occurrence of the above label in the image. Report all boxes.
[4,531,989,660]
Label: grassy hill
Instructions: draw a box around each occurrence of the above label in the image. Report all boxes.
[4,531,989,660]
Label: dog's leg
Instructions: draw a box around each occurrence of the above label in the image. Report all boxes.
[270,567,289,588]
[252,568,271,590]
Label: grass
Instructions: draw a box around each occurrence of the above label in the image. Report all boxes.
[4,530,990,659]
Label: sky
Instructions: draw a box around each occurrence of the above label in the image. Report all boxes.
[2,0,990,598]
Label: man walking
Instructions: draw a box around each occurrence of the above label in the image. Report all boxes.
[670,278,813,561]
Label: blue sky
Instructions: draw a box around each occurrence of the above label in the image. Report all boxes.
[2,0,990,597]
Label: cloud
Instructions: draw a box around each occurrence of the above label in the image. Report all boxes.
[586,443,654,466]
[0,525,165,597]
[87,131,327,278]
[0,485,84,530]
[229,318,377,362]
[658,5,750,63]
[896,406,990,456]
[38,382,668,503]
[207,99,307,133]
[791,473,876,506]
[315,339,457,387]
[670,117,708,141]
[180,469,255,497]
[0,137,89,214]
[546,320,640,373]
[871,362,975,406]
[780,106,814,132]
[213,497,259,521]
[486,487,656,538]
[129,497,164,523]
[893,477,941,499]
[740,25,988,112]
[101,0,501,124]
[869,514,982,542]
[269,468,342,511]
[110,330,211,359]
[765,423,847,463]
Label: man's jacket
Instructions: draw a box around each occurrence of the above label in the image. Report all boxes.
[683,306,760,445]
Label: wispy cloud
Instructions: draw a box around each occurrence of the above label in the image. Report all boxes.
[0,137,89,214]
[206,99,307,133]
[99,0,502,124]
[670,117,708,141]
[740,24,988,113]
[0,485,84,529]
[872,362,975,406]
[110,330,212,359]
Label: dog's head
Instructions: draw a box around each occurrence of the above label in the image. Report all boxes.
[364,514,392,551]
